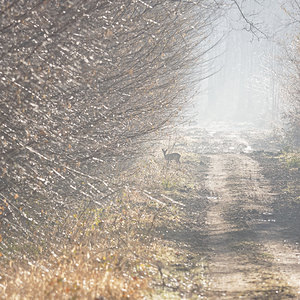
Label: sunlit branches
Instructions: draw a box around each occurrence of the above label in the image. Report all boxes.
[0,0,219,258]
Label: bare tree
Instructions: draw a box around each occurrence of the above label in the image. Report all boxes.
[279,0,300,146]
[0,1,220,258]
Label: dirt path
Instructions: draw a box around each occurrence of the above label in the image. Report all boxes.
[203,153,300,299]
[150,127,299,299]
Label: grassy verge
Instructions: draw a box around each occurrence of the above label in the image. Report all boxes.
[0,150,208,299]
[279,151,300,169]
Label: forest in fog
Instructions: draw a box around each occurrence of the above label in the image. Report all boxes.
[0,0,215,255]
[195,0,299,133]
[0,1,299,299]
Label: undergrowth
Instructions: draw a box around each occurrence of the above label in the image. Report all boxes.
[0,153,190,299]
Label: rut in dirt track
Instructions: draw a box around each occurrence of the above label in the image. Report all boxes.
[203,153,300,299]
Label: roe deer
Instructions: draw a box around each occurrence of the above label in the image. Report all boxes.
[162,149,181,164]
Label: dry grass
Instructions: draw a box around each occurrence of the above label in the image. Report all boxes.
[0,154,190,299]
[0,191,155,299]
[2,248,148,299]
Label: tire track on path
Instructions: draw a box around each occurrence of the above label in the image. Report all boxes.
[203,154,298,299]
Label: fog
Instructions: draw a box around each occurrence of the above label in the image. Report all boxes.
[193,0,292,128]
[1,2,299,298]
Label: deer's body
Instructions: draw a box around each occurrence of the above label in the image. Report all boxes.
[162,149,181,164]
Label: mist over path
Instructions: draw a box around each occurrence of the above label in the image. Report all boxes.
[157,124,300,298]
